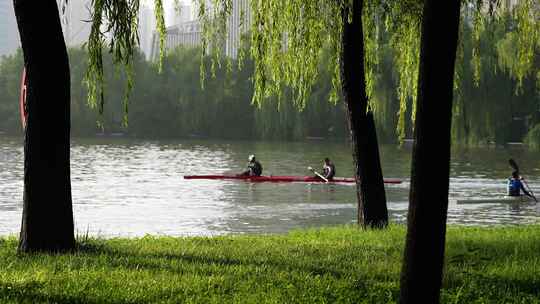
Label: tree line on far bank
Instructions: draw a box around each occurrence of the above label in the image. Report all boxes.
[0,47,349,141]
[2,9,540,147]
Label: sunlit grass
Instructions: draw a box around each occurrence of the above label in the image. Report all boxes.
[0,225,538,303]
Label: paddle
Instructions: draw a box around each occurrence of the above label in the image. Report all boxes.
[508,158,537,202]
[308,166,328,183]
[508,158,520,175]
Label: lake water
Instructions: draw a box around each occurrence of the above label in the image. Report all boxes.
[0,136,539,237]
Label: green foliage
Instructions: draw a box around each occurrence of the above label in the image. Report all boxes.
[153,0,167,72]
[195,0,540,147]
[85,0,166,127]
[195,0,423,143]
[198,0,384,111]
[512,0,540,92]
[451,10,540,146]
[1,33,539,145]
[0,225,538,303]
[5,2,540,145]
[0,51,24,133]
[74,0,540,146]
[384,1,422,142]
[129,46,256,138]
[0,47,349,140]
[126,46,348,140]
[3,13,540,145]
[469,1,540,89]
[524,124,540,150]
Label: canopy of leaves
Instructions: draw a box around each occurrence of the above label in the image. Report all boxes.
[196,0,539,143]
[196,0,424,140]
[78,0,540,143]
[85,0,166,127]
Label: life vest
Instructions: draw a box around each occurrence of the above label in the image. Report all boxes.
[248,161,262,176]
[507,178,522,196]
[323,163,336,179]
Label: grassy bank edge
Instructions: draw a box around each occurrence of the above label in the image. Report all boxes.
[0,224,538,303]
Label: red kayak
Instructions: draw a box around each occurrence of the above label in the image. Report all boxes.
[184,175,402,184]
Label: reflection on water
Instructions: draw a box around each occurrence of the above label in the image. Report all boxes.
[0,137,538,236]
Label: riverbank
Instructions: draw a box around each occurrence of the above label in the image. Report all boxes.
[0,225,538,303]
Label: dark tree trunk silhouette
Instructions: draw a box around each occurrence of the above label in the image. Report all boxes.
[14,0,75,252]
[399,0,461,302]
[340,0,388,228]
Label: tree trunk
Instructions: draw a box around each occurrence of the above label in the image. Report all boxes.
[14,0,75,252]
[340,0,388,228]
[399,0,461,303]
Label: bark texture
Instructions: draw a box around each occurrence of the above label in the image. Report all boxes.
[399,0,461,302]
[15,0,75,252]
[340,0,388,228]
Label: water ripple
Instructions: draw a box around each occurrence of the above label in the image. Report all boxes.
[0,137,538,236]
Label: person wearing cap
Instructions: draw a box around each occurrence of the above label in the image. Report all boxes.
[240,155,263,176]
[319,157,336,181]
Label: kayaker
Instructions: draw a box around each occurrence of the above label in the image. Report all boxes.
[507,171,533,197]
[319,157,336,181]
[240,155,263,176]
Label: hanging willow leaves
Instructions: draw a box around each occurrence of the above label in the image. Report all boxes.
[85,0,165,126]
[386,0,540,143]
[197,1,353,111]
[507,0,539,93]
[74,0,536,143]
[470,0,540,95]
[196,0,428,143]
[154,0,166,72]
[382,0,422,142]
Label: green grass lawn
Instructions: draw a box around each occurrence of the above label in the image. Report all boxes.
[0,225,538,303]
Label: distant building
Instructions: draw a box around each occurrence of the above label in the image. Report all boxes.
[504,0,518,9]
[225,0,250,59]
[60,0,93,47]
[150,0,250,61]
[139,5,156,60]
[150,20,202,60]
[463,0,520,27]
[166,21,202,49]
[172,4,192,25]
[0,0,94,57]
[0,0,20,57]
